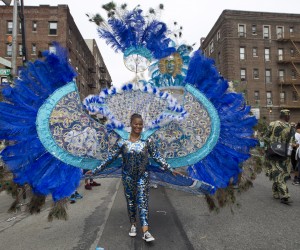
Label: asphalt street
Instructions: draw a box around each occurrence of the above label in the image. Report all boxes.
[0,174,300,250]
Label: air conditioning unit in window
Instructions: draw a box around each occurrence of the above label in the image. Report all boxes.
[267,100,273,105]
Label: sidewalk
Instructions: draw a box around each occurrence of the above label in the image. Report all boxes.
[0,178,120,250]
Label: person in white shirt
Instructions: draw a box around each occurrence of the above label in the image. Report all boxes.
[293,123,300,185]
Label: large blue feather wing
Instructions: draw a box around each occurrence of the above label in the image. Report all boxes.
[0,46,118,202]
[149,51,257,191]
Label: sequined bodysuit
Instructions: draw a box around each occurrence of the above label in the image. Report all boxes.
[93,137,171,226]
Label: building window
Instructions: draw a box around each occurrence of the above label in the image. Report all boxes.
[7,21,13,34]
[252,25,257,35]
[253,68,259,79]
[265,69,272,83]
[252,47,258,57]
[276,26,284,39]
[266,91,272,105]
[209,40,214,54]
[291,48,295,58]
[278,69,285,82]
[217,52,221,64]
[263,25,270,39]
[280,92,286,104]
[18,44,23,56]
[290,26,294,36]
[240,47,245,60]
[264,48,270,61]
[6,44,12,57]
[254,91,260,100]
[49,21,58,35]
[32,21,37,32]
[291,70,297,80]
[238,24,246,37]
[32,43,36,55]
[19,22,22,34]
[49,44,56,54]
[278,48,283,61]
[292,91,298,102]
[217,30,221,41]
[240,68,246,81]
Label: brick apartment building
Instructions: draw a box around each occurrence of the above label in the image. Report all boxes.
[0,4,111,100]
[200,10,300,123]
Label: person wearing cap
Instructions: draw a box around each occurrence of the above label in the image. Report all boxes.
[264,109,295,205]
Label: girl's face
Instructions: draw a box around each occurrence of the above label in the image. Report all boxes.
[131,117,143,135]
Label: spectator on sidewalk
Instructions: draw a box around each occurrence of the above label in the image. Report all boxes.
[292,122,300,185]
[83,169,101,190]
[70,190,83,204]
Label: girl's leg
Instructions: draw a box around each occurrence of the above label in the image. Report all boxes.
[122,175,137,225]
[136,171,150,230]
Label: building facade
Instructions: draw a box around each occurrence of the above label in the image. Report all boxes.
[200,10,300,122]
[0,4,111,100]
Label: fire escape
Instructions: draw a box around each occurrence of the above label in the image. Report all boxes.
[276,32,300,109]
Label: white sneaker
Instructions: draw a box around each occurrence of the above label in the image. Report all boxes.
[142,231,155,242]
[129,225,137,237]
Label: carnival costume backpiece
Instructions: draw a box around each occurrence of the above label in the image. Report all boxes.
[0,3,257,219]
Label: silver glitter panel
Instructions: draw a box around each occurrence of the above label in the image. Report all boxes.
[49,91,118,160]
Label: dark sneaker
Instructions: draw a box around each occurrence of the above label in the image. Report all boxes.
[70,195,76,204]
[142,231,155,242]
[129,225,137,237]
[292,181,300,186]
[85,184,92,190]
[90,181,101,186]
[280,198,292,205]
[75,191,83,199]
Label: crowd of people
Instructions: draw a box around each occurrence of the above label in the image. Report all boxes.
[263,109,300,205]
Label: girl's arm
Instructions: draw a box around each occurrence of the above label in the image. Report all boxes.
[92,139,123,174]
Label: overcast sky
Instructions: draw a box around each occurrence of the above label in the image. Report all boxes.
[4,0,300,86]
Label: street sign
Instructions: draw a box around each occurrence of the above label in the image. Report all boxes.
[0,69,11,76]
[0,57,12,68]
[2,0,12,6]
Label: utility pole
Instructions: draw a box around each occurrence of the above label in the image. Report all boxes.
[19,0,27,64]
[11,0,18,77]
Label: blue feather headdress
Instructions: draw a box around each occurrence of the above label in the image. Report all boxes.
[88,3,176,64]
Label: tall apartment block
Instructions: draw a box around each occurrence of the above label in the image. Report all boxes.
[0,4,111,99]
[200,10,300,122]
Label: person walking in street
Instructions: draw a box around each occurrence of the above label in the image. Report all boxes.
[86,114,177,242]
[264,109,295,205]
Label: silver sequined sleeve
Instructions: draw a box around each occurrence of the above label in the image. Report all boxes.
[147,138,173,172]
[93,139,123,174]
